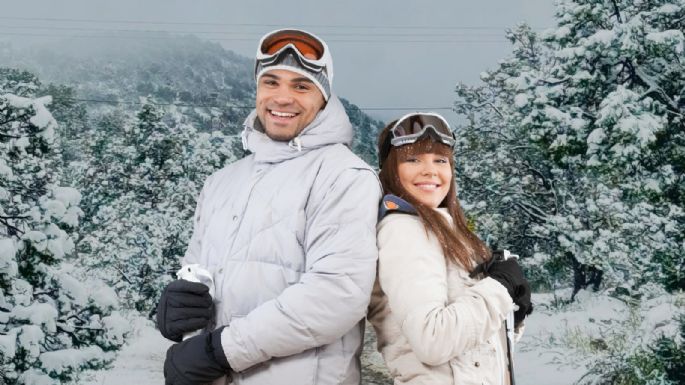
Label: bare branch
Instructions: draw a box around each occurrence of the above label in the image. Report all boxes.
[538,77,571,86]
[454,101,505,119]
[634,66,684,117]
[611,0,623,23]
[0,217,24,236]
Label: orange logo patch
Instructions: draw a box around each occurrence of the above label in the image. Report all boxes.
[384,200,399,210]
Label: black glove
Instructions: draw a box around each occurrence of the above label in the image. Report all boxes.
[469,250,501,278]
[156,280,213,342]
[164,326,231,385]
[472,256,533,327]
[512,279,533,327]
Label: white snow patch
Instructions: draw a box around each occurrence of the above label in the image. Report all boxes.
[17,369,55,385]
[13,303,58,332]
[58,272,90,306]
[100,312,132,347]
[618,114,660,147]
[554,26,571,39]
[570,118,586,131]
[586,127,605,150]
[13,136,30,151]
[2,93,32,109]
[81,316,171,385]
[53,187,81,206]
[588,29,615,46]
[30,96,55,130]
[17,324,45,358]
[0,158,12,178]
[43,199,67,220]
[514,93,529,108]
[91,285,121,311]
[646,30,684,53]
[24,230,48,252]
[0,237,17,266]
[40,345,113,375]
[656,4,680,14]
[643,179,661,193]
[0,331,17,359]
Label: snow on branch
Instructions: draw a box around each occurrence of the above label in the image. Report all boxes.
[634,65,682,115]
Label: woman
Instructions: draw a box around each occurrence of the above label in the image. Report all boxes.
[367,112,532,385]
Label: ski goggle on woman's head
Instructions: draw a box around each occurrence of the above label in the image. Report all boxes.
[256,29,333,77]
[379,112,456,168]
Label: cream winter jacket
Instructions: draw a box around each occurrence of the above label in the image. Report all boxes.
[367,209,516,385]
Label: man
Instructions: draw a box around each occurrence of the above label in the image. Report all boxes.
[156,29,381,385]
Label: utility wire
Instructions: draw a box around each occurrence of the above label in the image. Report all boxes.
[0,16,551,30]
[0,24,509,37]
[51,96,454,111]
[0,31,506,43]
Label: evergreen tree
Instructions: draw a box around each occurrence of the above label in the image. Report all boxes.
[341,98,384,168]
[0,68,127,385]
[80,102,236,314]
[454,0,684,297]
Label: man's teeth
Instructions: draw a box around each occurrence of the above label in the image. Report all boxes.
[271,110,296,117]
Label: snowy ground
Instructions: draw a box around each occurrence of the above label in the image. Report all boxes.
[81,316,172,385]
[81,291,681,385]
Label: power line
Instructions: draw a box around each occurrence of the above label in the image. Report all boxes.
[0,24,508,37]
[0,16,550,31]
[51,96,454,111]
[0,31,508,44]
[360,106,453,111]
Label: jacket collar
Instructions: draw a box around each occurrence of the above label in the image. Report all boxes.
[241,95,353,164]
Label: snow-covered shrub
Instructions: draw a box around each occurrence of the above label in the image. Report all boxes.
[0,68,128,384]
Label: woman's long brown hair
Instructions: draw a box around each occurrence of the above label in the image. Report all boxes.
[378,121,490,271]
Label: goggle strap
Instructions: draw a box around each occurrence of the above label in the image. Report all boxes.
[379,136,392,168]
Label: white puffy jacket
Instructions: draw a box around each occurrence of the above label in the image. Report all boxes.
[183,95,381,385]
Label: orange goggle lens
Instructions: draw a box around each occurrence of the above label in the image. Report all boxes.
[261,30,324,60]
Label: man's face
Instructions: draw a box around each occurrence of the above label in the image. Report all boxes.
[256,69,326,142]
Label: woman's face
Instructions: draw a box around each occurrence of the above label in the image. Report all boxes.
[397,152,452,208]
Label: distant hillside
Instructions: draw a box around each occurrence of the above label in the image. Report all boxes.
[0,33,382,165]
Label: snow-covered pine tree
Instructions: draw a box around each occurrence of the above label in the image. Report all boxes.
[0,68,128,385]
[38,84,88,170]
[68,110,132,229]
[341,98,384,168]
[455,0,684,297]
[455,24,560,288]
[80,101,236,314]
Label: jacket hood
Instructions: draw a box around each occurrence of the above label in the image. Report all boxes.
[241,95,353,163]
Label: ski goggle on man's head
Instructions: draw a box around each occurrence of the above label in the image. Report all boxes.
[379,112,456,168]
[255,28,334,100]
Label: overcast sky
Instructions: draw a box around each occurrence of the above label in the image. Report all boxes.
[1,0,556,124]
